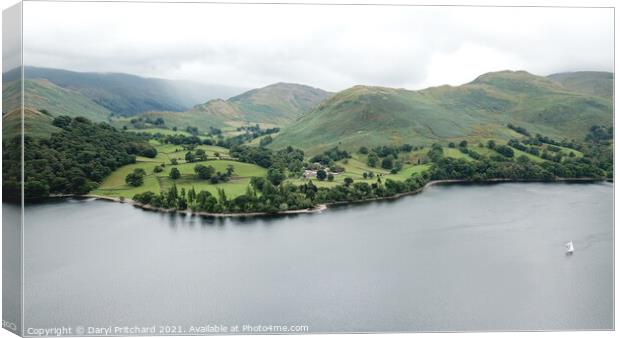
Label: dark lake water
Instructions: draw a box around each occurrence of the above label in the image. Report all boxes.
[14,182,614,333]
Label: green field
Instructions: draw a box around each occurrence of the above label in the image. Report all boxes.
[121,125,268,140]
[92,142,445,200]
[545,144,584,158]
[85,121,587,201]
[142,141,232,163]
[92,155,266,199]
[91,140,251,198]
[127,128,195,137]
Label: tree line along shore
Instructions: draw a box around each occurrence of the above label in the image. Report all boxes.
[3,116,613,215]
[83,177,610,218]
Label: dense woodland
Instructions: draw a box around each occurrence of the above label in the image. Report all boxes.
[3,116,157,201]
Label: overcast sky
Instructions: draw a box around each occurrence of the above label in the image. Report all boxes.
[22,2,613,91]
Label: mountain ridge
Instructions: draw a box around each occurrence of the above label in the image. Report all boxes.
[547,71,613,98]
[3,66,246,116]
[269,70,613,154]
[134,82,332,130]
[5,67,612,150]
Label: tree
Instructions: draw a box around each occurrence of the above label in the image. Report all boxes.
[3,116,159,200]
[316,169,327,181]
[133,191,156,205]
[195,149,207,161]
[381,155,394,170]
[25,180,50,198]
[153,165,164,173]
[226,165,235,176]
[140,147,158,158]
[187,187,196,205]
[267,167,285,186]
[392,161,403,173]
[327,173,334,181]
[359,146,369,154]
[177,196,188,209]
[259,135,273,147]
[185,151,195,163]
[427,144,444,162]
[194,164,215,179]
[496,145,514,158]
[448,142,456,148]
[367,153,379,167]
[459,140,468,148]
[210,173,222,184]
[487,140,496,149]
[169,167,181,179]
[171,158,178,165]
[217,188,228,206]
[344,177,354,187]
[400,144,413,152]
[133,168,146,176]
[52,116,72,129]
[250,177,268,192]
[125,169,145,187]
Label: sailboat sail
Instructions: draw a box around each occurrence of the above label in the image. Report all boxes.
[566,241,574,254]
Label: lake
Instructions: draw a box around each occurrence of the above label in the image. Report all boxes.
[16,182,614,333]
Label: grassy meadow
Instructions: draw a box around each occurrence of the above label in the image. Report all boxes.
[90,126,583,201]
[92,141,263,199]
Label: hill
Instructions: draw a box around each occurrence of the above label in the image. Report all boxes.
[228,82,331,124]
[2,107,60,140]
[123,83,332,131]
[548,71,613,98]
[134,99,245,131]
[3,78,114,121]
[270,70,613,154]
[3,66,244,116]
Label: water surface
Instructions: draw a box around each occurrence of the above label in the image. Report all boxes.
[21,182,613,333]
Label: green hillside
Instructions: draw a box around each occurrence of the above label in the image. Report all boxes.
[229,82,331,124]
[270,70,613,154]
[129,99,245,131]
[117,83,332,132]
[3,66,244,116]
[548,71,613,98]
[113,100,254,134]
[3,79,115,121]
[184,99,255,127]
[2,108,61,140]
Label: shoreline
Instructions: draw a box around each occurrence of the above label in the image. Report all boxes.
[81,194,329,217]
[71,177,612,218]
[326,177,612,208]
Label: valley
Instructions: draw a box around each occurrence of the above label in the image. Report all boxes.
[3,67,614,214]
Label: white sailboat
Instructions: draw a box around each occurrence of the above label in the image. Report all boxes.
[566,241,574,255]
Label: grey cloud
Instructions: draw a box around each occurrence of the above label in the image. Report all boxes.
[21,2,613,91]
